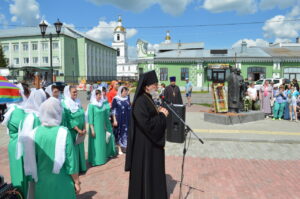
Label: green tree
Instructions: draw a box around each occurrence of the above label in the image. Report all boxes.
[0,44,8,68]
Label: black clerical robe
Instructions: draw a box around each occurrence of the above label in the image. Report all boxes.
[125,92,167,199]
[164,85,183,104]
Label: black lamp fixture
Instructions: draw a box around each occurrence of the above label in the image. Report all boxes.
[39,19,63,36]
[39,20,48,37]
[54,19,63,35]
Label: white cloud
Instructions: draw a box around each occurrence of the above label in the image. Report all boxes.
[262,2,300,42]
[274,38,292,43]
[158,0,193,16]
[86,20,137,43]
[288,4,300,17]
[232,38,270,48]
[9,0,41,26]
[202,0,257,14]
[88,0,192,16]
[263,15,300,40]
[259,0,298,10]
[0,13,8,27]
[63,22,75,29]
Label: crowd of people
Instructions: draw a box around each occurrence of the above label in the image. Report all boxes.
[245,79,300,121]
[2,80,132,199]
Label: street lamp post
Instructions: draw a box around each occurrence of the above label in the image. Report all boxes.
[39,19,62,84]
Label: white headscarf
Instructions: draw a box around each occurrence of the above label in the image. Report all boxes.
[1,103,22,127]
[16,89,47,165]
[45,85,53,97]
[39,97,67,175]
[39,97,62,126]
[23,89,47,115]
[91,88,103,107]
[21,126,68,182]
[20,97,68,182]
[114,86,128,101]
[85,89,103,121]
[63,85,81,113]
[16,83,27,105]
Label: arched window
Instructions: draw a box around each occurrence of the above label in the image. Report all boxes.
[117,48,120,56]
[117,34,120,41]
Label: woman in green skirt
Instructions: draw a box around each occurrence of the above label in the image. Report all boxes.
[101,86,117,158]
[2,99,26,196]
[16,88,47,198]
[62,85,87,173]
[87,89,108,166]
[22,97,80,199]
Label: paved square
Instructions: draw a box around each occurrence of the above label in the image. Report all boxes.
[1,95,300,198]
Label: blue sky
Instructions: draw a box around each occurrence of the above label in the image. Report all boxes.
[0,0,300,56]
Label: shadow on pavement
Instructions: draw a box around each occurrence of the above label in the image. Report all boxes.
[166,173,205,199]
[166,174,177,198]
[77,191,97,199]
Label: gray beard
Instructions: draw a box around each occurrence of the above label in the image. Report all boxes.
[149,90,159,99]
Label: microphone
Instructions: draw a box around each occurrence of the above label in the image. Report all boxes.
[159,95,171,104]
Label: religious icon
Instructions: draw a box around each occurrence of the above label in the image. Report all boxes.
[212,83,228,112]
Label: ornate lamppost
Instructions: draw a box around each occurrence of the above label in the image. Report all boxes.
[39,19,63,84]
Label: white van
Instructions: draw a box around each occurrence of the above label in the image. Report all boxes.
[254,78,286,91]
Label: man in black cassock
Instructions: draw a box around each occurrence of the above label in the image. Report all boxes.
[125,70,169,199]
[164,76,183,104]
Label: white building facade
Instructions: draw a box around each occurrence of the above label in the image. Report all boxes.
[112,16,138,80]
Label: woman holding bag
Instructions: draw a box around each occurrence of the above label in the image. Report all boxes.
[62,85,87,173]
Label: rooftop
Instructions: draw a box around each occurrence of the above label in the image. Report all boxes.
[154,42,300,60]
[158,42,204,52]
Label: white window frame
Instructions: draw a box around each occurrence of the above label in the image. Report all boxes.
[13,58,19,65]
[52,42,59,50]
[42,43,48,51]
[42,56,49,64]
[23,57,29,64]
[32,57,38,64]
[2,45,9,52]
[22,43,29,51]
[32,43,38,51]
[13,44,19,52]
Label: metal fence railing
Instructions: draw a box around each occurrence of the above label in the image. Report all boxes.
[6,75,139,84]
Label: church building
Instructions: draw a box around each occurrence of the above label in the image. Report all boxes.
[112,16,138,80]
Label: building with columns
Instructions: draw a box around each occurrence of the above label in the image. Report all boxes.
[112,16,138,80]
[137,31,300,90]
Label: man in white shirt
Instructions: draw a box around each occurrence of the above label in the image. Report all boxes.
[247,82,257,110]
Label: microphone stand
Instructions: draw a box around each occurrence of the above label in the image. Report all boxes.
[161,100,204,199]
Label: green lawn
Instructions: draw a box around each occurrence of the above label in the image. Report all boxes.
[193,103,212,107]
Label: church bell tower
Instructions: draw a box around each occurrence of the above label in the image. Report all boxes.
[112,16,128,64]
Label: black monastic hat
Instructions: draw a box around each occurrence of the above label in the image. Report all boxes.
[133,70,158,105]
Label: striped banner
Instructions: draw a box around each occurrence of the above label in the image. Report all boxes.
[0,76,22,104]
